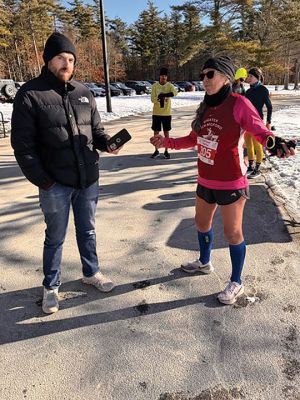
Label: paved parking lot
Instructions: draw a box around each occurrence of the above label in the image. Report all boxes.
[0,105,299,400]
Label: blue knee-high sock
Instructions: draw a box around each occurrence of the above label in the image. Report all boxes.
[197,229,213,265]
[229,241,246,284]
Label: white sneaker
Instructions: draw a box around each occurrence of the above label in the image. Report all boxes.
[42,287,59,314]
[181,259,214,274]
[217,281,244,305]
[82,272,115,292]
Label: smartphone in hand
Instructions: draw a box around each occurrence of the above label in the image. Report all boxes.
[107,128,132,151]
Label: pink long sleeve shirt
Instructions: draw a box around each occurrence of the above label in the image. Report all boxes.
[163,93,273,190]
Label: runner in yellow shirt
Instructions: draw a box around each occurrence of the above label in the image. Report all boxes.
[150,67,177,159]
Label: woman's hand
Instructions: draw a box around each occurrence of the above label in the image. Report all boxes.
[107,145,123,155]
[276,141,296,158]
[150,134,164,148]
[266,136,296,158]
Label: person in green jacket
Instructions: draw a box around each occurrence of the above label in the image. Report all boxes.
[150,67,177,159]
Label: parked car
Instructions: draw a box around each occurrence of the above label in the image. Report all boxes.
[188,80,204,91]
[83,82,106,97]
[194,81,204,91]
[139,80,152,91]
[96,83,121,96]
[0,79,18,101]
[15,81,25,90]
[125,80,151,95]
[147,80,157,85]
[172,82,185,92]
[111,82,135,96]
[175,81,195,92]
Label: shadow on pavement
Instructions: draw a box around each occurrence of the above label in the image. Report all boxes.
[100,150,197,172]
[166,184,292,250]
[0,269,220,345]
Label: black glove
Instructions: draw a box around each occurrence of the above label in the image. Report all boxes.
[163,92,174,98]
[157,92,174,100]
[158,92,174,107]
[266,135,296,157]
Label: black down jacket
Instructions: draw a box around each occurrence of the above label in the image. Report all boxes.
[11,67,110,188]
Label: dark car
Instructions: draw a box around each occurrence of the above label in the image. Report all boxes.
[172,82,185,92]
[188,80,204,91]
[139,81,152,91]
[194,81,204,91]
[83,82,106,97]
[125,81,151,95]
[96,83,121,96]
[175,81,195,92]
[111,82,135,96]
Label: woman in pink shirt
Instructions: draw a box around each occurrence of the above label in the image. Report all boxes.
[150,55,295,305]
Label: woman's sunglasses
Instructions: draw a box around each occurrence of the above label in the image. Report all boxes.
[200,70,215,81]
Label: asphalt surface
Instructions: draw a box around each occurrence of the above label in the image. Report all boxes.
[0,97,299,400]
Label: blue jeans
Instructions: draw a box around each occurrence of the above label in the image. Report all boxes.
[39,181,100,289]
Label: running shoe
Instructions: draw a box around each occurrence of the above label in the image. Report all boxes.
[42,287,59,314]
[150,150,160,159]
[248,168,261,179]
[246,166,254,176]
[181,259,214,274]
[164,150,170,159]
[82,272,115,292]
[217,281,244,305]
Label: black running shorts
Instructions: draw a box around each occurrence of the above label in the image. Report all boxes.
[152,115,172,132]
[196,184,250,205]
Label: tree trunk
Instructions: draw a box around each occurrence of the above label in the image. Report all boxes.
[283,45,290,90]
[4,48,13,80]
[293,59,299,90]
[14,39,24,81]
[29,15,41,74]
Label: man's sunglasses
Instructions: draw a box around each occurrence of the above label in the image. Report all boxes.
[200,70,215,81]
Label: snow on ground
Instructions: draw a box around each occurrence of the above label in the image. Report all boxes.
[264,105,300,222]
[1,85,300,222]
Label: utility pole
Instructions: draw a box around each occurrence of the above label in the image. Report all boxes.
[99,0,112,112]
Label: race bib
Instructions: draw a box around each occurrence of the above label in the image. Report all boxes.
[197,137,218,165]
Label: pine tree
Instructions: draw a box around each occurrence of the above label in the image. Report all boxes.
[129,0,164,76]
[68,0,99,39]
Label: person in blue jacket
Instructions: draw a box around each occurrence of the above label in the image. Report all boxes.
[245,67,273,178]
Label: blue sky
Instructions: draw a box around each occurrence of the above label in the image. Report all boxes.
[64,0,185,25]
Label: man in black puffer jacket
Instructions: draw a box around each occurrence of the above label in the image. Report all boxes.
[11,32,117,314]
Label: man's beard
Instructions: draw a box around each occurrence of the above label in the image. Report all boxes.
[56,68,73,82]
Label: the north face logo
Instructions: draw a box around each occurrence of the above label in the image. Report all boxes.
[79,96,89,103]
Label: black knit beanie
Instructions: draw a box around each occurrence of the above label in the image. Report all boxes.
[159,67,168,76]
[248,67,262,81]
[202,56,235,81]
[43,32,77,64]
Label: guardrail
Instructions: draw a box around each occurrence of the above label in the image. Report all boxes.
[0,111,8,138]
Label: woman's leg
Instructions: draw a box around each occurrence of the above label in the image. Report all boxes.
[217,197,247,304]
[195,195,217,262]
[252,137,264,166]
[244,132,255,168]
[181,196,217,273]
[220,197,246,283]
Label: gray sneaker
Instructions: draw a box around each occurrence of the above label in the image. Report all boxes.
[217,281,244,305]
[181,259,214,274]
[248,168,261,179]
[42,287,59,314]
[82,272,115,292]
